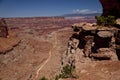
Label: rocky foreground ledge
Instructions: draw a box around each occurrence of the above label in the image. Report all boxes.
[61,22,120,70]
[57,22,120,80]
[71,22,120,60]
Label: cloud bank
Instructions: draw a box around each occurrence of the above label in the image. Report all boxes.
[73,9,102,14]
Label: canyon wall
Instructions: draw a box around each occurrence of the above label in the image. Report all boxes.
[100,0,120,18]
[0,19,8,38]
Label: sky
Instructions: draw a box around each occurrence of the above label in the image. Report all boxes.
[0,0,102,17]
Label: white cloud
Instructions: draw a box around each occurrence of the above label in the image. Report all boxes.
[73,9,100,14]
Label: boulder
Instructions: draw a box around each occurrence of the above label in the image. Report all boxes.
[72,22,87,28]
[90,53,111,60]
[82,25,97,31]
[116,19,120,25]
[97,31,113,38]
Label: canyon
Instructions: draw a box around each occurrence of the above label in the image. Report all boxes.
[0,17,93,80]
[0,0,120,80]
[0,17,120,80]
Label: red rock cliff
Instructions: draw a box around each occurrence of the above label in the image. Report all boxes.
[100,0,120,18]
[0,18,8,38]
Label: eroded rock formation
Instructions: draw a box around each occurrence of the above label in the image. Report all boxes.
[100,0,120,18]
[64,23,119,61]
[0,19,20,54]
[60,22,120,79]
[0,18,8,38]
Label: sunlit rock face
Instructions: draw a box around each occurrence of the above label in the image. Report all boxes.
[100,0,120,18]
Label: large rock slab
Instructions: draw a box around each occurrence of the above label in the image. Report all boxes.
[97,31,113,38]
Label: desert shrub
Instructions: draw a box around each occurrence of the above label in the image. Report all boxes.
[95,15,116,26]
[39,76,48,80]
[39,64,77,80]
[95,16,105,26]
[59,64,75,78]
[106,15,116,26]
[55,75,59,80]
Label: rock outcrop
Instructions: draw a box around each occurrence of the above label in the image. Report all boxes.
[61,37,78,70]
[69,23,119,61]
[60,22,120,79]
[0,18,8,38]
[99,0,120,18]
[0,19,20,54]
[116,19,120,25]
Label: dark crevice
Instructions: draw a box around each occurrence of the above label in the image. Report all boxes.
[116,49,120,60]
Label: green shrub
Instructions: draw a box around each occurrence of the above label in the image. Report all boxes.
[39,76,48,80]
[95,15,116,26]
[59,64,75,78]
[106,15,116,26]
[95,16,105,26]
[55,75,59,80]
[39,65,76,80]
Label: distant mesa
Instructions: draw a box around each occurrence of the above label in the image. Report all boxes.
[100,0,120,18]
[62,13,101,17]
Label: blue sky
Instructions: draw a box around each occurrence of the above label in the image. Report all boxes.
[0,0,102,17]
